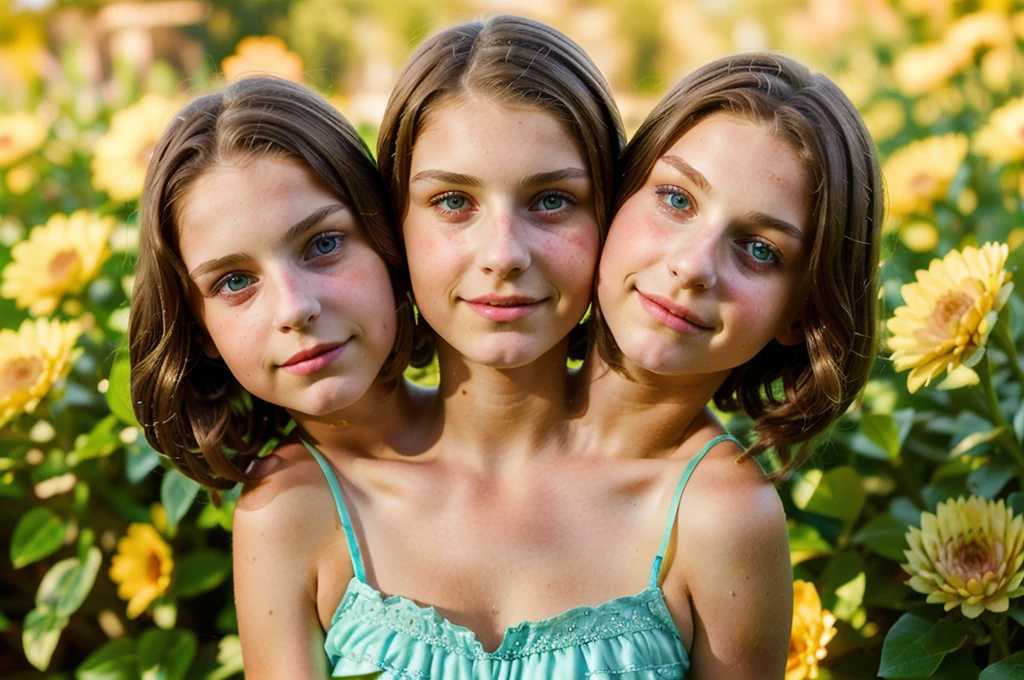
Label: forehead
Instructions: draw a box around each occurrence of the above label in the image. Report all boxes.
[411,94,586,172]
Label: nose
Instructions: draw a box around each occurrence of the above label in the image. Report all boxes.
[666,233,718,292]
[273,270,321,332]
[475,213,531,279]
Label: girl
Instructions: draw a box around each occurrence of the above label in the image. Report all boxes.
[129,76,435,677]
[575,53,884,677]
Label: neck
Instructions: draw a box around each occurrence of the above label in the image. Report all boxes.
[433,338,572,474]
[291,379,436,459]
[574,352,731,458]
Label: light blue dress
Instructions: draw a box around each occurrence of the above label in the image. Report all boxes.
[302,434,742,679]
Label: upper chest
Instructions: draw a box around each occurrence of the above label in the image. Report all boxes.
[314,457,700,651]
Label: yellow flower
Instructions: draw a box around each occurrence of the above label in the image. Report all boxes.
[1,211,116,316]
[944,11,1014,61]
[887,242,1013,393]
[109,523,174,619]
[899,221,940,253]
[787,581,837,680]
[0,318,82,429]
[974,96,1024,165]
[903,496,1024,619]
[883,134,968,219]
[892,42,965,96]
[861,99,906,143]
[91,94,183,201]
[222,36,304,83]
[0,112,46,167]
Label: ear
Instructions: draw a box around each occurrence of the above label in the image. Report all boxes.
[196,332,221,359]
[775,316,805,347]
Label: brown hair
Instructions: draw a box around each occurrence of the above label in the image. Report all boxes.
[377,15,625,364]
[594,53,884,480]
[129,77,414,493]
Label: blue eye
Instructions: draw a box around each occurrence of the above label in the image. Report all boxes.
[537,193,569,211]
[312,234,342,256]
[224,274,251,293]
[668,193,691,211]
[746,241,779,264]
[655,187,695,214]
[441,194,467,211]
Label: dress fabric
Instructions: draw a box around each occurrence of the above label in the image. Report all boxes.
[302,434,742,679]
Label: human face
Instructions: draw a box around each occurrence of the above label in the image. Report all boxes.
[403,95,599,369]
[597,114,812,378]
[177,157,397,418]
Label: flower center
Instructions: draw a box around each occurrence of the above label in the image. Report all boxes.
[48,249,80,283]
[916,289,976,344]
[910,171,937,196]
[146,550,164,584]
[0,356,43,396]
[0,132,13,150]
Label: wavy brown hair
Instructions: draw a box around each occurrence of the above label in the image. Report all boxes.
[129,77,414,493]
[376,15,625,364]
[594,53,884,480]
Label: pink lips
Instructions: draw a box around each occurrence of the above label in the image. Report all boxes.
[636,290,712,335]
[279,342,347,376]
[462,294,545,322]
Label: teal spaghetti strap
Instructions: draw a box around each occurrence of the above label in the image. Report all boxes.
[300,439,367,584]
[649,434,744,588]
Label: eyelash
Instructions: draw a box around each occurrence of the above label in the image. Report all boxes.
[427,190,578,220]
[210,230,346,300]
[653,185,785,270]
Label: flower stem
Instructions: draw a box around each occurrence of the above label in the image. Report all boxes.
[975,353,1024,470]
[985,614,1011,664]
[992,317,1024,389]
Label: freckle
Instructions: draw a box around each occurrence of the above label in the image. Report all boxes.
[268,610,273,615]
[729,590,735,597]
[461,389,467,395]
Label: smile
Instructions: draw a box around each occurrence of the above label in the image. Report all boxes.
[462,294,546,322]
[279,341,348,376]
[635,290,713,335]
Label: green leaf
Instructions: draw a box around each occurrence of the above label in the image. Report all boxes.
[791,466,866,520]
[125,439,161,485]
[788,521,834,565]
[979,651,1024,680]
[821,551,866,622]
[1013,400,1024,445]
[105,354,140,427]
[161,469,201,529]
[36,546,102,617]
[22,606,69,671]
[1008,602,1024,627]
[950,426,1006,458]
[878,613,967,678]
[966,460,1016,498]
[860,410,914,459]
[10,507,67,568]
[852,513,909,561]
[138,628,197,680]
[173,550,232,598]
[72,414,121,463]
[76,638,138,680]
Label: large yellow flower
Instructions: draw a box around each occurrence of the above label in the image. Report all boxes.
[892,42,966,96]
[109,523,174,619]
[944,11,1014,60]
[222,36,304,83]
[973,96,1024,165]
[1,211,116,316]
[883,133,968,219]
[91,94,183,201]
[0,318,82,430]
[887,242,1013,393]
[786,580,837,680]
[903,496,1024,619]
[0,112,46,167]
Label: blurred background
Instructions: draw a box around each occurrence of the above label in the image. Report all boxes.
[2,0,1024,678]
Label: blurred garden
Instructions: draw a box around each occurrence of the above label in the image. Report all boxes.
[2,0,1024,677]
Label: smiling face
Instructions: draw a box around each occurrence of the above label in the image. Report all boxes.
[177,156,397,419]
[597,114,813,379]
[402,94,600,369]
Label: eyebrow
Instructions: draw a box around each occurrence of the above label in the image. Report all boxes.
[659,156,712,194]
[188,204,346,280]
[742,211,804,241]
[410,167,589,189]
